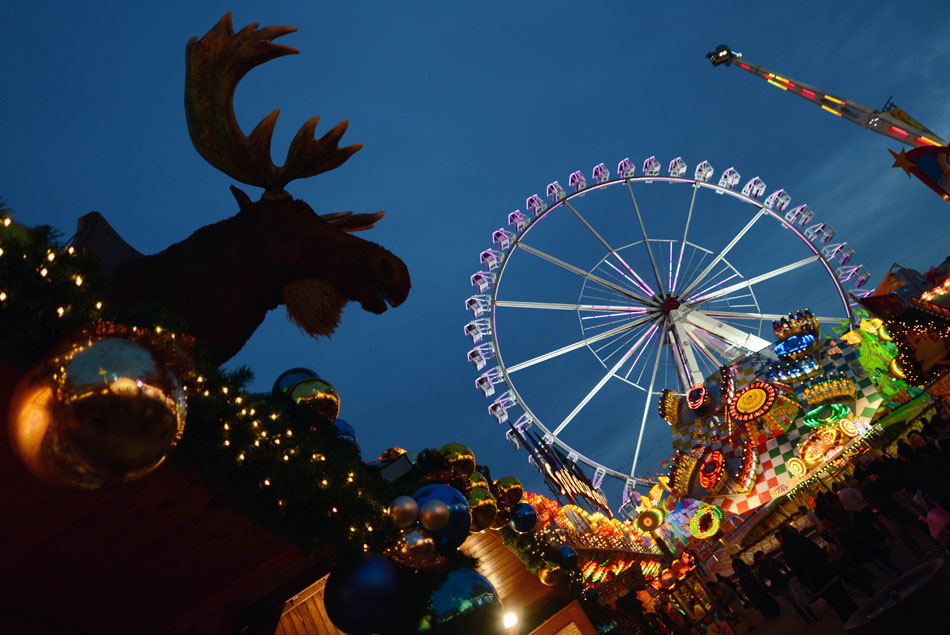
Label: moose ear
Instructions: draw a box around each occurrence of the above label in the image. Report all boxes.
[230,185,253,212]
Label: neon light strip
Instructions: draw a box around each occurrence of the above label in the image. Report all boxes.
[767,79,788,91]
[916,136,942,147]
[824,95,845,105]
[800,88,816,99]
[821,105,843,117]
[888,126,910,139]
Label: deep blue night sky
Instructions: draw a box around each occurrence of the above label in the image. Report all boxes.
[3,1,950,503]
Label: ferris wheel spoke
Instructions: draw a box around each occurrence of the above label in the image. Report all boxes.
[701,309,844,325]
[672,185,700,294]
[494,300,650,314]
[688,255,821,304]
[681,323,724,367]
[624,322,661,380]
[630,336,664,478]
[682,310,772,355]
[679,208,767,298]
[552,322,660,436]
[505,314,654,374]
[685,270,740,303]
[625,183,666,297]
[517,242,655,305]
[669,320,707,388]
[563,200,658,299]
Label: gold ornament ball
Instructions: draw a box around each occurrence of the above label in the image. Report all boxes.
[538,565,562,586]
[470,470,490,491]
[419,499,451,532]
[439,442,476,479]
[289,377,341,425]
[490,508,510,530]
[8,336,187,489]
[492,476,524,508]
[467,487,498,532]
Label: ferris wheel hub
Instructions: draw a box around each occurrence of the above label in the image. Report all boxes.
[660,296,682,315]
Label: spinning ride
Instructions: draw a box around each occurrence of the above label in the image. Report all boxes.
[466,156,866,502]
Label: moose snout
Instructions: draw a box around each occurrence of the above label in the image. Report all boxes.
[363,248,410,310]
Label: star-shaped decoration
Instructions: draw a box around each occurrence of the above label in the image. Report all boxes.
[889,148,916,177]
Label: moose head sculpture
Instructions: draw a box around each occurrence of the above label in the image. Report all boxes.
[102,13,410,364]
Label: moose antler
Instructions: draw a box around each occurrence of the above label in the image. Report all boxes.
[185,12,362,196]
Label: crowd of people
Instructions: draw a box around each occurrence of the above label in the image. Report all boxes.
[709,411,950,630]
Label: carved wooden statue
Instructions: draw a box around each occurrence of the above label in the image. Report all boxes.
[82,13,411,364]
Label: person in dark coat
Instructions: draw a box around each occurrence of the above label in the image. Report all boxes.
[779,525,858,622]
[732,557,780,620]
[753,550,817,622]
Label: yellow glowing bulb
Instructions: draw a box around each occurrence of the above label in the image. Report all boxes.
[154,326,162,334]
[74,275,83,286]
[283,455,289,461]
[3,218,10,226]
[238,453,245,461]
[56,307,64,317]
[39,268,48,277]
[332,507,338,513]
[321,479,328,486]
[95,301,102,309]
[224,440,230,446]
[264,479,271,486]
[47,252,55,261]
[235,396,242,404]
[67,246,75,254]
[0,292,6,301]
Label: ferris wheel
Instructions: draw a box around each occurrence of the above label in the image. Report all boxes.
[465,156,869,501]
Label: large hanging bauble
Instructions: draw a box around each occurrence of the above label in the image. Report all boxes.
[467,487,498,532]
[421,567,503,634]
[538,563,562,586]
[508,502,538,534]
[419,499,451,532]
[331,418,358,446]
[324,553,403,635]
[492,476,524,508]
[470,470,490,491]
[413,484,471,552]
[400,527,437,559]
[490,507,510,530]
[271,367,318,399]
[388,495,419,529]
[8,336,187,489]
[439,442,476,479]
[557,545,579,570]
[288,377,340,425]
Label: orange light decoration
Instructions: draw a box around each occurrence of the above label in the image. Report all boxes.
[787,457,807,477]
[729,381,776,422]
[824,95,845,105]
[821,105,843,117]
[698,451,724,490]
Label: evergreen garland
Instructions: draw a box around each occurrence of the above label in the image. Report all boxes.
[1,214,601,623]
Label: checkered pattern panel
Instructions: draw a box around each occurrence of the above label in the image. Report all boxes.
[696,338,882,515]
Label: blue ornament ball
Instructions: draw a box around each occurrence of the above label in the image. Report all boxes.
[508,502,538,534]
[423,567,502,633]
[583,587,599,603]
[271,367,318,399]
[324,553,403,635]
[557,545,579,570]
[332,418,358,445]
[412,484,471,552]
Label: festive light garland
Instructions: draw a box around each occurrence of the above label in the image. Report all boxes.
[636,508,664,533]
